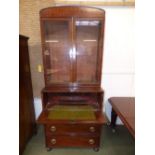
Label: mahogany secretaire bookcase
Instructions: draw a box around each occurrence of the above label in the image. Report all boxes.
[37,6,105,151]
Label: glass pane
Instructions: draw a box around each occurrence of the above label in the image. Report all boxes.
[43,20,71,84]
[75,20,101,83]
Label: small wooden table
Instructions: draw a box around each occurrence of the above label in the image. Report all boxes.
[108,97,135,138]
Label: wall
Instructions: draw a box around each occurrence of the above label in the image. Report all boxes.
[100,7,134,123]
[20,1,134,123]
[20,0,56,98]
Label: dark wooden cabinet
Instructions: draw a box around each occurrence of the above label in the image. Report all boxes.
[37,6,105,151]
[19,35,36,155]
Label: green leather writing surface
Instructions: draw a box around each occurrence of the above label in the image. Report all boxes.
[48,105,96,120]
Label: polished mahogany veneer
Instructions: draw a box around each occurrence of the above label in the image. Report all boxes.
[37,6,105,151]
[109,97,135,138]
[19,35,37,155]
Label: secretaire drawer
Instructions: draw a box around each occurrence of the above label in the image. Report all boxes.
[45,124,101,134]
[46,135,100,147]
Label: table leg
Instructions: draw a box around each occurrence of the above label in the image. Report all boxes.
[110,108,117,131]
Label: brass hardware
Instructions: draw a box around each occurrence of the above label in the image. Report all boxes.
[37,64,43,72]
[51,138,56,144]
[89,139,95,145]
[89,126,95,132]
[44,50,50,55]
[50,126,56,132]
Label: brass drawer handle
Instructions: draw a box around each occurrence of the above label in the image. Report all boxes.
[89,126,95,132]
[50,126,56,132]
[89,139,95,145]
[51,138,56,144]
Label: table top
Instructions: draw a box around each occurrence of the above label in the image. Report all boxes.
[108,97,135,137]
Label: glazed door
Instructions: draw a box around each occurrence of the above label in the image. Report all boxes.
[42,19,72,85]
[74,19,104,84]
[41,18,104,85]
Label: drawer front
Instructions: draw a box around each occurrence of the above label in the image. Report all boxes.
[46,135,100,147]
[45,124,101,135]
